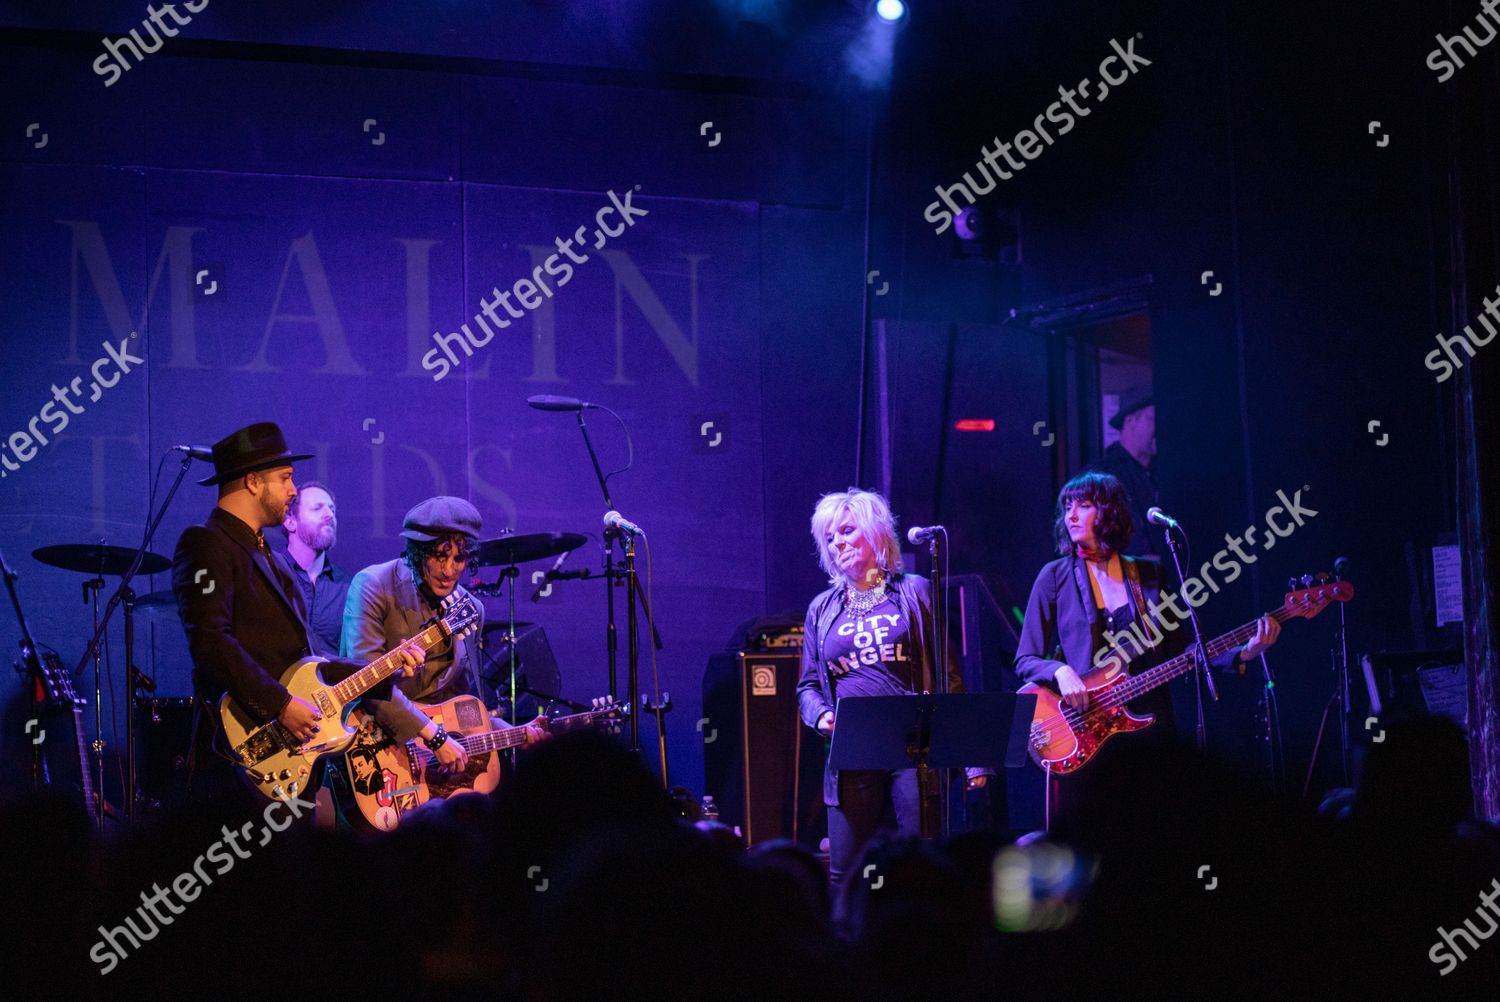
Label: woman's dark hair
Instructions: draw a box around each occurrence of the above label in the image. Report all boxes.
[1052,472,1133,556]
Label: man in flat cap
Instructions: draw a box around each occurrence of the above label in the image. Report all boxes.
[341,497,547,802]
[171,422,424,803]
[1082,385,1162,560]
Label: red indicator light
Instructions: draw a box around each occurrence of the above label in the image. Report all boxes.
[954,419,995,432]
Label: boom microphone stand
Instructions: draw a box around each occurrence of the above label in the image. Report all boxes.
[913,525,952,839]
[1155,511,1217,750]
[73,450,193,821]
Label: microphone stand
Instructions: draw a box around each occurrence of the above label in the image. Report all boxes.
[566,407,667,783]
[1334,579,1352,787]
[1161,520,1216,750]
[73,451,190,822]
[2,549,50,790]
[923,530,950,839]
[572,409,619,704]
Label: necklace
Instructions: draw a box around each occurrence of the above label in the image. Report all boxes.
[844,575,888,617]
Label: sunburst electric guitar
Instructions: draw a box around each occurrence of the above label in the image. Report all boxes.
[218,593,481,800]
[1021,576,1353,775]
[339,694,625,831]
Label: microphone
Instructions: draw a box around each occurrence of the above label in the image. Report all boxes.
[603,510,644,538]
[527,395,597,412]
[171,444,215,461]
[530,548,570,602]
[906,525,944,545]
[1146,507,1181,531]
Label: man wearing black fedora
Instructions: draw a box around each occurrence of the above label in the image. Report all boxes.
[171,421,423,801]
[1082,385,1162,560]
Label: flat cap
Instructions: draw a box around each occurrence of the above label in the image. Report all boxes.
[400,496,482,541]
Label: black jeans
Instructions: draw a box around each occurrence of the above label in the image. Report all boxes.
[827,767,934,925]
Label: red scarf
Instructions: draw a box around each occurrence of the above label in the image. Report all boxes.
[1075,544,1109,562]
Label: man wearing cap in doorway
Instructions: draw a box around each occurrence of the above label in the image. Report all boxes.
[1081,385,1162,560]
[341,496,547,780]
[171,422,425,802]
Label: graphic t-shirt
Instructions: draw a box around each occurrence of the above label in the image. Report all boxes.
[823,594,917,700]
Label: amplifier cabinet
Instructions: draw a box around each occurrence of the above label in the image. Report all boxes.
[701,651,826,847]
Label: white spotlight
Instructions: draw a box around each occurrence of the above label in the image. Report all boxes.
[874,0,907,25]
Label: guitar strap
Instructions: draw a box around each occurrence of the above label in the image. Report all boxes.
[1122,558,1156,652]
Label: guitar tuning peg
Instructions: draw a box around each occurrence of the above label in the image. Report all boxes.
[1287,578,1300,591]
[1300,574,1314,588]
[1316,572,1330,584]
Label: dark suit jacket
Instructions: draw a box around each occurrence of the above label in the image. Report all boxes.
[172,507,363,771]
[796,573,966,807]
[1014,554,1240,694]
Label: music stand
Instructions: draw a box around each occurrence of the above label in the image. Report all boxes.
[828,692,1036,839]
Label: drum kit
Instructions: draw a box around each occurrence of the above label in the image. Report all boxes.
[13,521,667,820]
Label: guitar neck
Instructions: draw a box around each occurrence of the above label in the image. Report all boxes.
[329,620,451,706]
[416,708,612,760]
[1110,604,1295,702]
[72,704,96,810]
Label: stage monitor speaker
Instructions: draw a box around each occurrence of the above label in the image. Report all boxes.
[702,651,825,848]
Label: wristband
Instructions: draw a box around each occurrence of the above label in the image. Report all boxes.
[422,725,449,752]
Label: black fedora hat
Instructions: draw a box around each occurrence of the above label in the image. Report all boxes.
[197,422,313,486]
[1109,385,1154,430]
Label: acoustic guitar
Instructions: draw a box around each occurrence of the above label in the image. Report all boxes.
[218,593,481,800]
[340,693,624,831]
[1021,576,1353,775]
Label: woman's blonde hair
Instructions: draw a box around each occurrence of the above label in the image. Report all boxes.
[810,488,903,586]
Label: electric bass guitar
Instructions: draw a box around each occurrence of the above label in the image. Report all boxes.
[219,593,481,800]
[339,693,624,831]
[1021,576,1353,775]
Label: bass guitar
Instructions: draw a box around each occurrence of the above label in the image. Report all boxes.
[340,693,624,831]
[219,592,481,800]
[1021,576,1353,775]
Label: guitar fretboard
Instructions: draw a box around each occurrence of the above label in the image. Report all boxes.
[1108,603,1296,704]
[409,708,614,764]
[330,621,449,705]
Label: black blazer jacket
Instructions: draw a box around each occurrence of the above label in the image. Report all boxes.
[172,507,363,770]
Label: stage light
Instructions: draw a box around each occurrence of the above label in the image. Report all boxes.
[874,0,907,24]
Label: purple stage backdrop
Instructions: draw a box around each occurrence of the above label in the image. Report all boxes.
[0,25,869,798]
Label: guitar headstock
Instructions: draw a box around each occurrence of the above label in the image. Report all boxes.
[1282,574,1355,620]
[590,694,627,735]
[36,651,82,709]
[438,592,483,639]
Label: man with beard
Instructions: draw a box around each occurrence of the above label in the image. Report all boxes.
[172,422,423,802]
[279,481,350,657]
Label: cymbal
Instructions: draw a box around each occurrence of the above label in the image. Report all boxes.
[33,543,170,577]
[469,532,587,568]
[134,589,180,609]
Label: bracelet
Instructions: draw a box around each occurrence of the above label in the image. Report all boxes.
[422,726,449,752]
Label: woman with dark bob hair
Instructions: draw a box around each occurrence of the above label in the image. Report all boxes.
[1014,472,1280,783]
